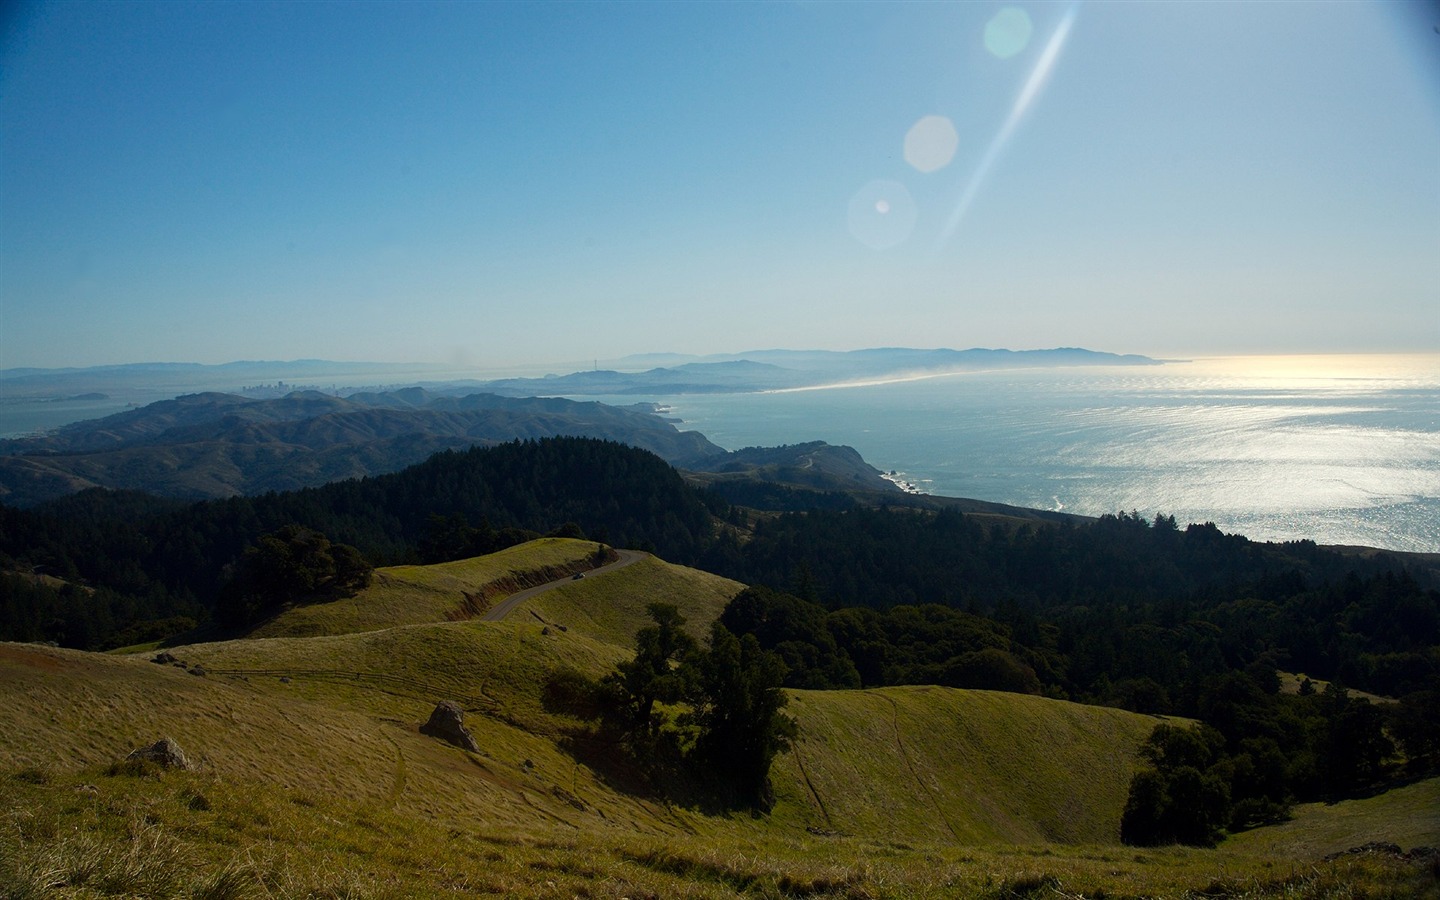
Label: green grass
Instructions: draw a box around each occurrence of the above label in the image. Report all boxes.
[1222,778,1440,860]
[764,686,1164,846]
[106,639,166,655]
[4,542,1438,897]
[4,627,1166,849]
[1277,670,1397,705]
[249,538,605,638]
[524,554,744,645]
[4,764,1434,899]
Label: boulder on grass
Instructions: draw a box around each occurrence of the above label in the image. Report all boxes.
[420,700,480,752]
[126,737,192,770]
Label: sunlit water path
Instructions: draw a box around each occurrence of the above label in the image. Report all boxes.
[652,355,1440,553]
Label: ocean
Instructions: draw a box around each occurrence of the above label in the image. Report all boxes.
[646,354,1440,554]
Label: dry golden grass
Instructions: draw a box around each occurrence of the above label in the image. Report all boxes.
[3,541,1438,897]
[4,763,1435,899]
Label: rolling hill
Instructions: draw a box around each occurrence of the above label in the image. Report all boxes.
[3,539,1435,898]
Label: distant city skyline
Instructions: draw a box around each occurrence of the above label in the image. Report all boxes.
[2,0,1437,370]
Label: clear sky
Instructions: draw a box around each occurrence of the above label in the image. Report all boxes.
[2,0,1437,371]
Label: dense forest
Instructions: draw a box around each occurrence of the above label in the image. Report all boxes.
[702,507,1438,700]
[0,437,714,644]
[2,436,1437,842]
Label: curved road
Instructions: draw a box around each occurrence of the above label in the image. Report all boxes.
[479,549,649,622]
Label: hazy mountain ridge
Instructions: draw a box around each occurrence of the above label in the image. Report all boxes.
[0,390,729,506]
[1,346,1162,405]
[0,388,908,507]
[0,346,1162,507]
[484,346,1162,396]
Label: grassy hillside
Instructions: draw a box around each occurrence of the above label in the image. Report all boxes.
[3,545,1162,848]
[524,554,744,646]
[3,542,1438,897]
[3,635,1163,849]
[249,537,607,638]
[767,686,1163,846]
[1222,777,1440,859]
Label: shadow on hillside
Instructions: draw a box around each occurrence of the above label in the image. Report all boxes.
[553,727,765,818]
[540,673,765,817]
[1316,764,1440,806]
[157,608,285,648]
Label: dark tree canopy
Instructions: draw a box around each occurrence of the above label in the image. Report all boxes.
[554,604,796,810]
[688,620,797,807]
[216,525,372,627]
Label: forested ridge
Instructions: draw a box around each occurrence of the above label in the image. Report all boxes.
[700,506,1438,698]
[2,436,1437,844]
[2,438,1434,689]
[0,437,714,645]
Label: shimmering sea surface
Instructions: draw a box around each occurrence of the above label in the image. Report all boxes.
[645,355,1440,553]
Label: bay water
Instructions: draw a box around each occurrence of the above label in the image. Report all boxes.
[643,354,1440,553]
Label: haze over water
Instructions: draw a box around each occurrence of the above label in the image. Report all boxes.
[659,354,1440,553]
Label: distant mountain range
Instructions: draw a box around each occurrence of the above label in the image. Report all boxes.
[0,388,903,507]
[479,347,1162,396]
[0,347,1161,507]
[1,346,1161,403]
[0,390,726,506]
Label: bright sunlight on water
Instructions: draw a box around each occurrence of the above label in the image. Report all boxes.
[659,354,1440,553]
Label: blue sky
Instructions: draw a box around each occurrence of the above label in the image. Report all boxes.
[2,0,1437,371]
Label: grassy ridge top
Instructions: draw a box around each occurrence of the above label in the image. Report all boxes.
[250,537,606,638]
[0,634,682,838]
[0,643,411,809]
[525,554,744,646]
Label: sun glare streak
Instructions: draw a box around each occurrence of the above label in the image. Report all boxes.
[936,4,1079,249]
[763,366,1029,394]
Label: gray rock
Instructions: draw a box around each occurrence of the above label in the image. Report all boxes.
[126,737,192,770]
[420,700,480,752]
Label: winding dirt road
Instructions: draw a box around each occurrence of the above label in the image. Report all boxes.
[479,549,649,622]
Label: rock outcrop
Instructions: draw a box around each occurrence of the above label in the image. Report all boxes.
[420,700,480,752]
[126,736,192,770]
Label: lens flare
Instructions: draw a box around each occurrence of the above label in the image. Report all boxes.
[984,7,1033,59]
[904,115,960,173]
[938,4,1079,249]
[848,180,917,250]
